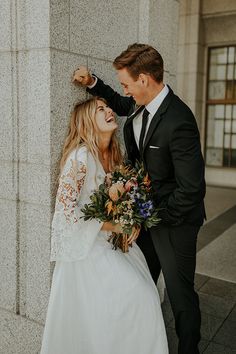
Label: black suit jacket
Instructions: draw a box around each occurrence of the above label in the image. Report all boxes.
[87,77,206,226]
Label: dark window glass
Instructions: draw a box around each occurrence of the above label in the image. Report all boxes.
[206,46,236,167]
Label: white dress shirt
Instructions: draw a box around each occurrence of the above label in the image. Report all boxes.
[88,76,98,88]
[133,84,169,147]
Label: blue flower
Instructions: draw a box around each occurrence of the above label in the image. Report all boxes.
[138,200,154,219]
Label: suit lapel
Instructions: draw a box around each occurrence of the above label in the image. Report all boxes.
[143,112,162,151]
[143,87,174,151]
[124,105,144,162]
[126,104,145,123]
[124,104,144,143]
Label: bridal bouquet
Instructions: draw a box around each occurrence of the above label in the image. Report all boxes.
[81,163,161,252]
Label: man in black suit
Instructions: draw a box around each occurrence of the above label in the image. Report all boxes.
[73,43,206,354]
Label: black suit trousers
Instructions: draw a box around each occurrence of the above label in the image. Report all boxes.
[137,222,201,354]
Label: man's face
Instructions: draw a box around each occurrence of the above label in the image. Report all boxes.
[117,68,146,105]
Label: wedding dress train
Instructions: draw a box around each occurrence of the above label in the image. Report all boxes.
[40,147,168,354]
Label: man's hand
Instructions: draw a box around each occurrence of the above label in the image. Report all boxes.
[72,66,95,87]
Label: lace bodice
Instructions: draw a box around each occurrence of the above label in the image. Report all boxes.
[50,146,106,261]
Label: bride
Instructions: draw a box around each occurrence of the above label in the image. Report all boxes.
[40,97,168,354]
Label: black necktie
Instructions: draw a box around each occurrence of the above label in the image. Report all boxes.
[139,108,149,154]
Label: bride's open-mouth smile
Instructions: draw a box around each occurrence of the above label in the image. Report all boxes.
[95,100,118,132]
[105,115,115,123]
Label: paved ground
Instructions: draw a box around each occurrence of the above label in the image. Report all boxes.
[161,186,236,353]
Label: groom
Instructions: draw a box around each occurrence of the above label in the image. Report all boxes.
[73,43,206,354]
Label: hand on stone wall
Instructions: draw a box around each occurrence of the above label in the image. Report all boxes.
[72,66,95,87]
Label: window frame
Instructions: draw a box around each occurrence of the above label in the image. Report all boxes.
[205,45,236,168]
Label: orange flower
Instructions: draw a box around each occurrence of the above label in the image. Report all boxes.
[108,183,125,201]
[143,173,151,187]
[106,200,113,215]
[124,178,138,192]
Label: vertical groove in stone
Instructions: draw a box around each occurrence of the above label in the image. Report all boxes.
[69,0,71,51]
[138,0,149,42]
[10,0,20,315]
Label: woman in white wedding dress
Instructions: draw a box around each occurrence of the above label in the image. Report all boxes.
[40,97,168,354]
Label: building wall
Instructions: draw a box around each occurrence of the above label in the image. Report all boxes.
[177,0,236,187]
[0,1,179,352]
[177,0,205,128]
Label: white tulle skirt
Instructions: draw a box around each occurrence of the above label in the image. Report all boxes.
[40,231,168,354]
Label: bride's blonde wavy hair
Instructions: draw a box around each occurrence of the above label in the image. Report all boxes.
[60,97,123,172]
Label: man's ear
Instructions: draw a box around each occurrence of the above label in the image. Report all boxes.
[139,73,149,87]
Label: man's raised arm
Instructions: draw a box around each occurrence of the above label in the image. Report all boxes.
[72,66,134,116]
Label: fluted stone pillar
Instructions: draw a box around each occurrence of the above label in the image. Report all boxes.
[177,0,205,130]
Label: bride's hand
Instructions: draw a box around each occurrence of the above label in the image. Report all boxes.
[72,66,95,86]
[127,226,141,245]
[101,221,123,234]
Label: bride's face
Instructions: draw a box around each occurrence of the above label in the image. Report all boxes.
[95,100,118,133]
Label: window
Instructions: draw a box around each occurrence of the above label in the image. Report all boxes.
[206,46,236,167]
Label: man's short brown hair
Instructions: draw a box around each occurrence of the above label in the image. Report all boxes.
[113,43,164,83]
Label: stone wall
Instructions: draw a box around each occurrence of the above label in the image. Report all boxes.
[0,0,179,352]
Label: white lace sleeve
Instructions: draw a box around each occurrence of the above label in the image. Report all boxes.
[50,148,103,261]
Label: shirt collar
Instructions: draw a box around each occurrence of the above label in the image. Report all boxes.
[145,84,169,116]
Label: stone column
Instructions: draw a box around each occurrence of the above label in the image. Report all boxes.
[0,1,52,352]
[0,1,179,352]
[177,0,205,133]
